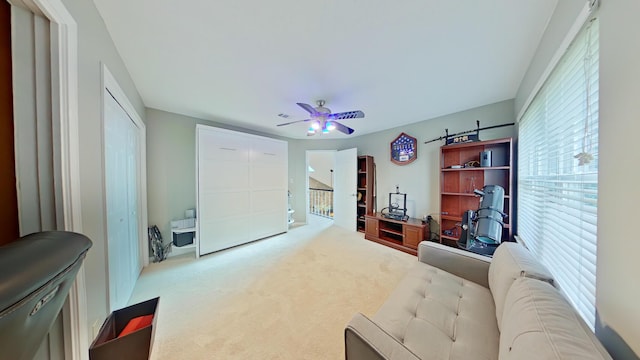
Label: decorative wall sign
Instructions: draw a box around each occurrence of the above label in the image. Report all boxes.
[446,133,479,145]
[390,132,417,165]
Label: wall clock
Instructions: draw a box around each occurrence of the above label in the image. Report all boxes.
[390,132,417,165]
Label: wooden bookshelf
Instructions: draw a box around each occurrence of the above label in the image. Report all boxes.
[357,156,375,232]
[439,138,513,247]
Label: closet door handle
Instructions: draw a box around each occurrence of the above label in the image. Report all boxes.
[219,147,236,151]
[263,152,276,156]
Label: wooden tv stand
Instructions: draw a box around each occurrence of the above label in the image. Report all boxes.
[364,213,428,256]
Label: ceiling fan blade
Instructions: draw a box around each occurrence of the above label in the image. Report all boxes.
[296,103,318,115]
[328,110,364,120]
[276,118,311,126]
[333,121,355,135]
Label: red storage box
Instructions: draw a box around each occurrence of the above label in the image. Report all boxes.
[89,297,159,360]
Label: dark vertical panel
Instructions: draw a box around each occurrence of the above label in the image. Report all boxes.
[0,1,19,244]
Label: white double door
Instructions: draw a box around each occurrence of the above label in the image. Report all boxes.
[197,126,288,256]
[104,91,142,311]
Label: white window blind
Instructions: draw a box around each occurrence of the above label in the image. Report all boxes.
[518,17,599,328]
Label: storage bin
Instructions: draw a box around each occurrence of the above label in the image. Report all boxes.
[173,231,194,247]
[89,297,159,360]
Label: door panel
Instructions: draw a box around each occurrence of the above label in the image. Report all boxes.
[251,190,284,213]
[365,217,378,238]
[200,191,250,218]
[251,162,286,189]
[334,148,357,230]
[251,138,287,162]
[403,226,422,249]
[200,162,250,190]
[199,130,250,162]
[250,211,286,239]
[199,216,250,254]
[104,92,141,311]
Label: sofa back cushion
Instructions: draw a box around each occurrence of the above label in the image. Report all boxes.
[499,277,611,360]
[488,242,554,329]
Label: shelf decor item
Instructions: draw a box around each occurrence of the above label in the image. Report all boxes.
[424,120,515,145]
[390,132,417,165]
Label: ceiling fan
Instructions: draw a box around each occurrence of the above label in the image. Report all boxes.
[276,100,365,136]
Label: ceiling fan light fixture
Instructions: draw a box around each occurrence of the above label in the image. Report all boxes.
[276,101,362,136]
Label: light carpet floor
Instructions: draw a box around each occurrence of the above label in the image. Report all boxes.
[130,218,416,359]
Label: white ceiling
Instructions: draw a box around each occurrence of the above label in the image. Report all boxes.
[92,0,558,139]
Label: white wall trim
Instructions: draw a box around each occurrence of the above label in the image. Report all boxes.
[16,0,87,359]
[101,63,149,272]
[516,2,592,121]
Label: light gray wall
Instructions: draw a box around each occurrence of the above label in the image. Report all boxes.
[515,1,640,358]
[307,151,335,187]
[515,0,587,114]
[597,2,640,358]
[146,108,290,239]
[60,0,146,337]
[146,109,197,238]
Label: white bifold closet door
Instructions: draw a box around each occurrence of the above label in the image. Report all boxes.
[197,126,288,256]
[104,91,141,311]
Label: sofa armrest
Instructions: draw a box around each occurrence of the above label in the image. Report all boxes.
[345,313,420,360]
[418,241,491,288]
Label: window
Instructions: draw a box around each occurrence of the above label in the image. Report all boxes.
[517,17,599,328]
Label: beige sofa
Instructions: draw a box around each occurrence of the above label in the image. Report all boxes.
[345,241,612,360]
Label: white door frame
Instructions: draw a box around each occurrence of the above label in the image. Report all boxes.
[10,0,86,358]
[102,64,148,310]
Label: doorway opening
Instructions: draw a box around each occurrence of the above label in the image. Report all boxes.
[306,151,335,222]
[306,148,358,230]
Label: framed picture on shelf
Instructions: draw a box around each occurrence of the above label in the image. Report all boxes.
[390,132,417,165]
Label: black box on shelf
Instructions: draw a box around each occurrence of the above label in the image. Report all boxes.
[172,231,193,247]
[89,297,159,360]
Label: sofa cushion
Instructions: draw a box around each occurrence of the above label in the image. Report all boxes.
[488,242,554,330]
[373,262,499,360]
[499,277,611,360]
